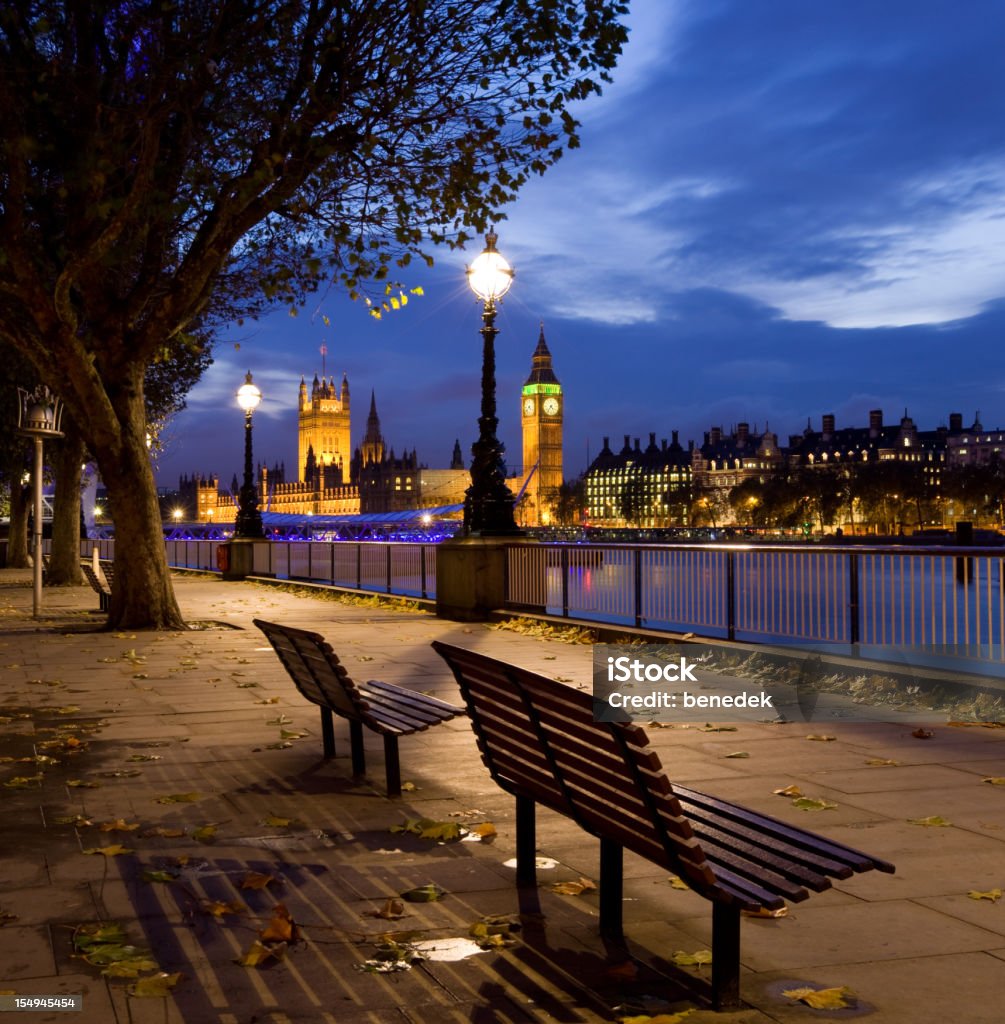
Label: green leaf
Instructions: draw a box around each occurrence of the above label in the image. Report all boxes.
[141,870,179,884]
[791,797,837,811]
[129,972,182,997]
[671,949,712,967]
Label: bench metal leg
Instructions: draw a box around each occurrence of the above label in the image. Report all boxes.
[383,734,401,797]
[515,795,537,888]
[320,708,336,759]
[349,721,366,777]
[599,838,624,937]
[711,901,742,1010]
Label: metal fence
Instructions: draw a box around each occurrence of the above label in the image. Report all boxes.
[72,536,1005,665]
[506,542,1005,664]
[79,538,438,600]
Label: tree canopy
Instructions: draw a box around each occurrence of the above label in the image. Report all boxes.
[0,1,628,627]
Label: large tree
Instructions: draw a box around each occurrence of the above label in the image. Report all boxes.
[0,1,628,627]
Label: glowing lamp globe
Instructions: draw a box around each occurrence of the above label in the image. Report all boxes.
[236,371,262,412]
[466,231,513,302]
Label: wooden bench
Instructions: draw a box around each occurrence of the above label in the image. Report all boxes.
[254,619,465,796]
[80,563,110,612]
[432,641,895,1010]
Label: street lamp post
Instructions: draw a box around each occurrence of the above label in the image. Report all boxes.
[16,385,64,618]
[464,230,521,536]
[234,371,263,539]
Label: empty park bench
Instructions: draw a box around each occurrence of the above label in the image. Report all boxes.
[80,562,110,612]
[254,619,465,796]
[432,641,896,1010]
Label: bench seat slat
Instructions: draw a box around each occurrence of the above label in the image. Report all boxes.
[363,679,463,714]
[680,804,856,881]
[674,785,894,874]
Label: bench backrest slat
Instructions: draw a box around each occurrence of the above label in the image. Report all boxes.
[254,620,362,720]
[432,641,721,897]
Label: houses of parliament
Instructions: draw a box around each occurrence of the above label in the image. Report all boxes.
[179,329,564,528]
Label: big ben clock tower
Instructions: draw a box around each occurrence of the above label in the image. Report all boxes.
[521,325,563,526]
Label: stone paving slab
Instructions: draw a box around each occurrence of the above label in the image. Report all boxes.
[1,569,1004,1023]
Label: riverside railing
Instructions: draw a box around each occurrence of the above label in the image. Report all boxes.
[80,538,438,600]
[75,537,1005,665]
[506,542,1005,665]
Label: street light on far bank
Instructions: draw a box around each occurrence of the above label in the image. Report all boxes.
[234,371,264,539]
[463,230,521,536]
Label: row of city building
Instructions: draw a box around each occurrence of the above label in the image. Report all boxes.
[585,410,1002,529]
[174,317,1002,532]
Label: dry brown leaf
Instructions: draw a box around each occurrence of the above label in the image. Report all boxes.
[805,734,836,742]
[782,986,855,1009]
[865,758,901,767]
[236,939,286,968]
[201,900,245,918]
[98,819,140,833]
[742,905,788,918]
[549,877,597,896]
[773,784,804,797]
[259,903,297,944]
[981,777,1005,785]
[82,844,133,857]
[667,876,690,890]
[239,871,276,890]
[365,898,406,920]
[911,728,934,739]
[908,815,952,827]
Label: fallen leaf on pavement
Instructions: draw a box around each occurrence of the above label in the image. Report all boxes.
[239,871,277,891]
[671,949,712,967]
[967,889,1002,902]
[549,877,596,896]
[365,898,406,920]
[908,815,952,827]
[129,972,182,997]
[782,986,855,1009]
[791,797,837,811]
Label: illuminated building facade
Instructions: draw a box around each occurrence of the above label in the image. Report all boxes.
[585,432,692,527]
[514,326,563,526]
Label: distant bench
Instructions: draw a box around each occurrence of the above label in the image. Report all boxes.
[254,619,465,796]
[80,563,110,612]
[432,641,895,1010]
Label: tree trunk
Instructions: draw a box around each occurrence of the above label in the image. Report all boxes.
[6,479,30,568]
[97,434,184,630]
[48,429,85,586]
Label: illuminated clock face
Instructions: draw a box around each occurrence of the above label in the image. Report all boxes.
[542,397,560,416]
[523,398,535,416]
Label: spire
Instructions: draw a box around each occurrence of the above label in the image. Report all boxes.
[361,389,384,466]
[524,322,559,385]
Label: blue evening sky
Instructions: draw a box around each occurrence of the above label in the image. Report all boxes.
[155,0,1005,490]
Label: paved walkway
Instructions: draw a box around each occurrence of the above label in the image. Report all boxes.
[0,569,1003,1024]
